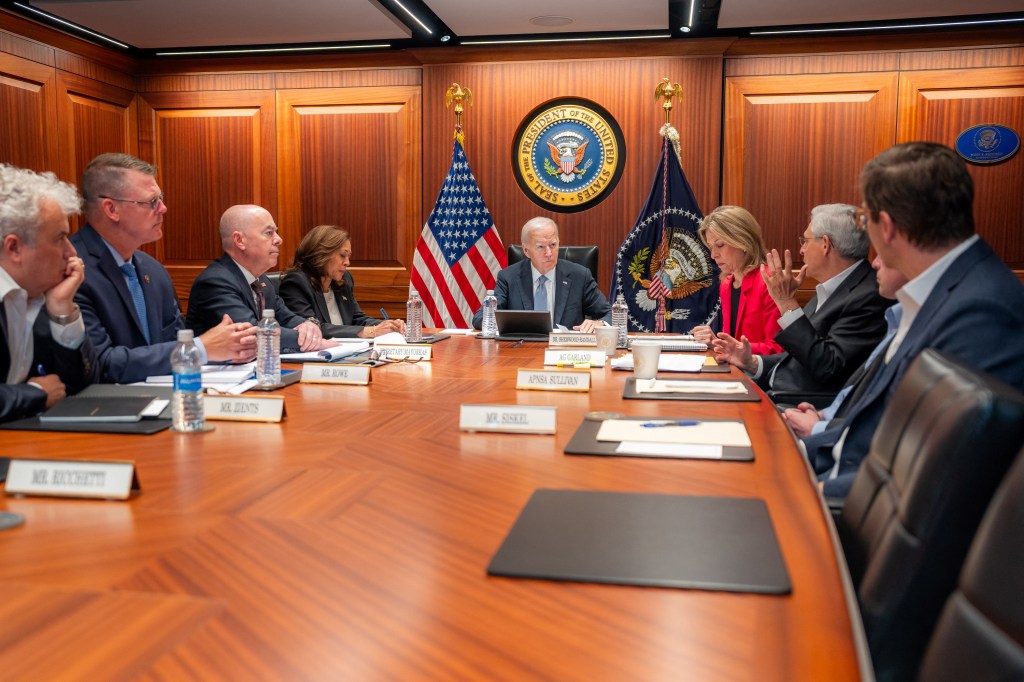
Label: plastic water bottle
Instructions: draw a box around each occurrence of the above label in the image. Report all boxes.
[612,293,629,348]
[480,290,498,338]
[170,329,204,432]
[406,290,423,342]
[257,308,281,386]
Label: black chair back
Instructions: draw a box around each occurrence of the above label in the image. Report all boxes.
[264,271,282,293]
[838,349,1024,681]
[506,245,599,282]
[918,446,1024,681]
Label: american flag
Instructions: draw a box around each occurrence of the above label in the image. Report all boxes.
[411,138,505,328]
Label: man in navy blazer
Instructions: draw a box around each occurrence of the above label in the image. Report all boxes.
[712,204,888,405]
[1,164,96,422]
[805,142,1024,498]
[186,205,331,353]
[71,153,256,383]
[472,217,610,332]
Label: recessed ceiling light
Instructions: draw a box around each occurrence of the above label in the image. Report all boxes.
[530,15,574,28]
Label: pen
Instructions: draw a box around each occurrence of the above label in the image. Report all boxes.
[555,362,592,368]
[641,420,700,428]
[36,364,46,376]
[379,308,389,320]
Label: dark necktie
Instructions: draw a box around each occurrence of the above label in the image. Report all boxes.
[120,262,150,343]
[827,339,891,428]
[534,275,548,311]
[251,280,266,313]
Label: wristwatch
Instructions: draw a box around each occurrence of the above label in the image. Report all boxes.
[47,304,81,325]
[305,316,322,327]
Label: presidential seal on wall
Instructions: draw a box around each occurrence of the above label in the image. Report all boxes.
[511,98,626,213]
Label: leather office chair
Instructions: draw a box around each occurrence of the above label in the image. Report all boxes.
[264,271,283,293]
[837,350,1024,682]
[506,244,599,282]
[918,446,1024,681]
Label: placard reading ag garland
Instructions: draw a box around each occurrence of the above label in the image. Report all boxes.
[512,98,625,213]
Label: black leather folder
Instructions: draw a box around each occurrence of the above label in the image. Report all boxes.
[488,489,791,594]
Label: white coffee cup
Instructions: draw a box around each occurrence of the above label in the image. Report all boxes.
[595,325,618,356]
[631,340,662,380]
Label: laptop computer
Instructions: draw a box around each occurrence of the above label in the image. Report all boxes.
[495,309,552,341]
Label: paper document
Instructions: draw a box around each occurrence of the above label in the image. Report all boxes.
[597,419,750,446]
[611,354,705,372]
[281,342,370,362]
[374,332,407,345]
[634,379,747,395]
[146,362,255,387]
[615,441,724,459]
[441,328,478,335]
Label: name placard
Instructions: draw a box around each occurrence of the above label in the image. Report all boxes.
[374,344,432,361]
[548,332,597,347]
[5,458,140,500]
[459,404,557,434]
[205,395,286,422]
[516,368,591,392]
[301,364,372,385]
[544,349,606,367]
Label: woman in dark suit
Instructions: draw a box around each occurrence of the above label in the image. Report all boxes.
[280,225,406,339]
[690,206,783,355]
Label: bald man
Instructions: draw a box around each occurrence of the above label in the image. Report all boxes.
[185,205,329,352]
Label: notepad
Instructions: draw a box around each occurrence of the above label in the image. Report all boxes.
[40,396,157,423]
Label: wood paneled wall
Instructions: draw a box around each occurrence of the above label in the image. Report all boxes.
[2,8,1023,316]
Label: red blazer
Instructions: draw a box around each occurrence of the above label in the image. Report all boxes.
[719,268,783,355]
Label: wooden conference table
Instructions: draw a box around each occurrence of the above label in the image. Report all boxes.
[0,335,865,680]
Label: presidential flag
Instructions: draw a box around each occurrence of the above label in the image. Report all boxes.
[610,126,719,333]
[411,137,505,328]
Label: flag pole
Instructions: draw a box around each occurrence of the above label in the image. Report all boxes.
[652,78,682,332]
[445,83,472,144]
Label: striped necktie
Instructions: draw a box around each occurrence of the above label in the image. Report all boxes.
[533,275,548,311]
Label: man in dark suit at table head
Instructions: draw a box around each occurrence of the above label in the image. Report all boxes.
[712,203,889,405]
[0,164,96,422]
[72,153,256,383]
[804,141,1024,498]
[185,204,331,353]
[472,216,610,333]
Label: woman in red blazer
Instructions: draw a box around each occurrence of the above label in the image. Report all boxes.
[691,206,783,356]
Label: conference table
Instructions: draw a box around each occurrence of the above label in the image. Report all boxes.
[0,334,866,680]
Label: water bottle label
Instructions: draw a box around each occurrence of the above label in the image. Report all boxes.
[174,372,202,392]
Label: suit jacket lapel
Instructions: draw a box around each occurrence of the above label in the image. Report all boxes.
[517,261,534,310]
[552,262,570,324]
[218,254,262,318]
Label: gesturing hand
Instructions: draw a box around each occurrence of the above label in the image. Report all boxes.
[761,249,805,315]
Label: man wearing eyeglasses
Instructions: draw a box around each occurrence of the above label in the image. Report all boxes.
[712,203,888,407]
[71,153,257,383]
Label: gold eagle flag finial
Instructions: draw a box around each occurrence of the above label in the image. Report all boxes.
[654,78,682,124]
[445,83,473,143]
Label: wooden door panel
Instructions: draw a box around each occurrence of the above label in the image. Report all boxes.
[277,87,421,303]
[0,53,57,172]
[138,91,276,303]
[724,73,898,249]
[898,67,1024,267]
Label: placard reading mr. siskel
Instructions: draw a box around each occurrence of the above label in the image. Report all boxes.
[512,97,625,213]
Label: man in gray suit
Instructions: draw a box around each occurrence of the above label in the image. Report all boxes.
[473,217,610,333]
[712,204,888,406]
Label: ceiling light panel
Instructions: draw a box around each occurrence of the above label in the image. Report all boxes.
[426,0,666,36]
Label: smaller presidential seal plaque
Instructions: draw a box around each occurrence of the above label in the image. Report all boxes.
[955,124,1020,165]
[512,98,626,213]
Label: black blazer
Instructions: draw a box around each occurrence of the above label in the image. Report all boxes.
[185,254,306,352]
[279,270,380,338]
[0,309,96,423]
[759,259,888,398]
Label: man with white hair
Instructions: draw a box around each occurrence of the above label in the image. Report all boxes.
[472,216,610,333]
[713,203,888,405]
[186,204,330,352]
[0,164,96,422]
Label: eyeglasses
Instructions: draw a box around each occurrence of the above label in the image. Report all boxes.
[368,349,423,363]
[797,236,823,246]
[98,193,165,211]
[854,207,870,230]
